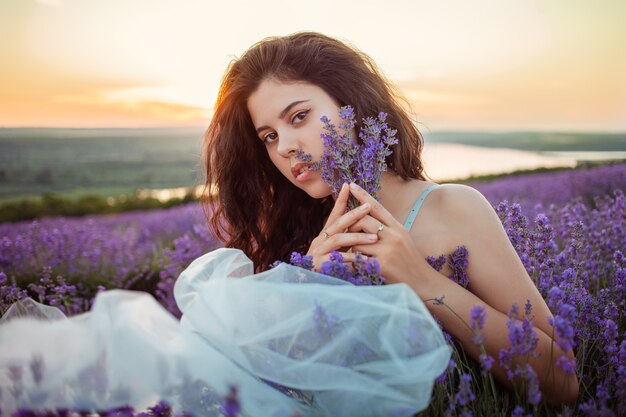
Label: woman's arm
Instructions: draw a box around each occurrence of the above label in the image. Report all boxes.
[348,182,579,407]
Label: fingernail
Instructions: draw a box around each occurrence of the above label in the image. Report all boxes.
[349,182,359,190]
[367,234,378,241]
[360,203,370,211]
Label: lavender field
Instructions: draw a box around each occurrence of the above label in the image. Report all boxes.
[1,162,625,416]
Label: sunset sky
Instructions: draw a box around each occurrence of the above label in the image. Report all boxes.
[1,0,624,131]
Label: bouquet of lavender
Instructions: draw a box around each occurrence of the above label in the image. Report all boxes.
[280,106,398,285]
[299,105,398,210]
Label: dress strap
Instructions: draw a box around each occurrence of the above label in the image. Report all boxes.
[403,183,440,231]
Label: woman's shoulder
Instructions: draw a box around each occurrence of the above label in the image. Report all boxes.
[429,182,501,234]
[431,182,488,206]
[414,181,495,232]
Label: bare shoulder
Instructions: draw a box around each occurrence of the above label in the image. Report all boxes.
[429,183,497,231]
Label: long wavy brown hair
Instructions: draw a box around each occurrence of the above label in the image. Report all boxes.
[202,31,429,271]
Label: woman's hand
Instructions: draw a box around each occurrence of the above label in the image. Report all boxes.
[346,182,426,286]
[306,183,380,271]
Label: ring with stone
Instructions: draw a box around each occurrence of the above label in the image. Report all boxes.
[376,224,384,235]
[321,231,329,239]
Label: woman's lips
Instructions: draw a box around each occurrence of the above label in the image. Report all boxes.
[295,168,314,182]
[291,162,312,180]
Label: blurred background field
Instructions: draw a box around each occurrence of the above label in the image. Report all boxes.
[1,127,624,223]
[0,127,204,203]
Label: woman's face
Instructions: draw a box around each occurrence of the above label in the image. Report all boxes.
[247,78,348,199]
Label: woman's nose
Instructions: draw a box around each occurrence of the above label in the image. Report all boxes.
[276,131,300,158]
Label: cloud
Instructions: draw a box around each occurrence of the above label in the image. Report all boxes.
[0,82,209,127]
[54,88,209,120]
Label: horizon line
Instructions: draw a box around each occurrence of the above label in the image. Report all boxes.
[1,125,625,135]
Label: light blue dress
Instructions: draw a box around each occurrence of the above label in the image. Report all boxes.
[0,184,449,416]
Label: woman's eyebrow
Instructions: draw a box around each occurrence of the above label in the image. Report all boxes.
[255,99,310,134]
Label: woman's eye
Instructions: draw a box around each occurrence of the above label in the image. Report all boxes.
[292,111,308,124]
[263,132,278,144]
[261,111,307,144]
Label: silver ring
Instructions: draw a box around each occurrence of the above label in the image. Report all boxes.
[376,224,384,235]
[321,231,329,239]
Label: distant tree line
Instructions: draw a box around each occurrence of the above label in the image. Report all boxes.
[0,191,198,223]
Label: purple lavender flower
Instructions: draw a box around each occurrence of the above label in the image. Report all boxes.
[148,400,172,417]
[511,405,532,417]
[524,299,533,319]
[269,260,283,269]
[479,353,494,372]
[436,357,456,384]
[546,286,566,312]
[498,302,539,386]
[454,374,476,407]
[448,245,470,287]
[556,355,577,375]
[28,354,45,386]
[531,213,557,268]
[547,302,577,351]
[617,339,626,415]
[312,299,339,342]
[426,254,446,271]
[445,373,475,417]
[8,364,23,400]
[221,385,241,417]
[469,305,486,345]
[352,252,384,285]
[289,252,314,271]
[524,363,542,405]
[294,149,312,163]
[319,251,354,283]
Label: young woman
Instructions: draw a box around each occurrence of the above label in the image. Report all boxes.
[204,31,579,407]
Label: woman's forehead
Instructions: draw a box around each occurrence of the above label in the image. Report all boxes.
[247,79,326,123]
[249,79,318,105]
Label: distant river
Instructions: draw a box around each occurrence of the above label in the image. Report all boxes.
[538,150,626,162]
[145,143,586,200]
[149,144,624,198]
[421,143,579,182]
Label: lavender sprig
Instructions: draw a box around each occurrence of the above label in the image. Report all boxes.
[299,105,398,210]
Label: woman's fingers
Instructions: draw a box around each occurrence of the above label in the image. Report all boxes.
[323,183,350,228]
[317,232,378,254]
[324,203,372,236]
[351,243,379,257]
[348,182,397,226]
[347,215,382,234]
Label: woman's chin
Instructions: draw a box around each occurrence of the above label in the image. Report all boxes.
[300,183,332,200]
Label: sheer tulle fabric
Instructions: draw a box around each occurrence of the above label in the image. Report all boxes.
[0,248,451,416]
